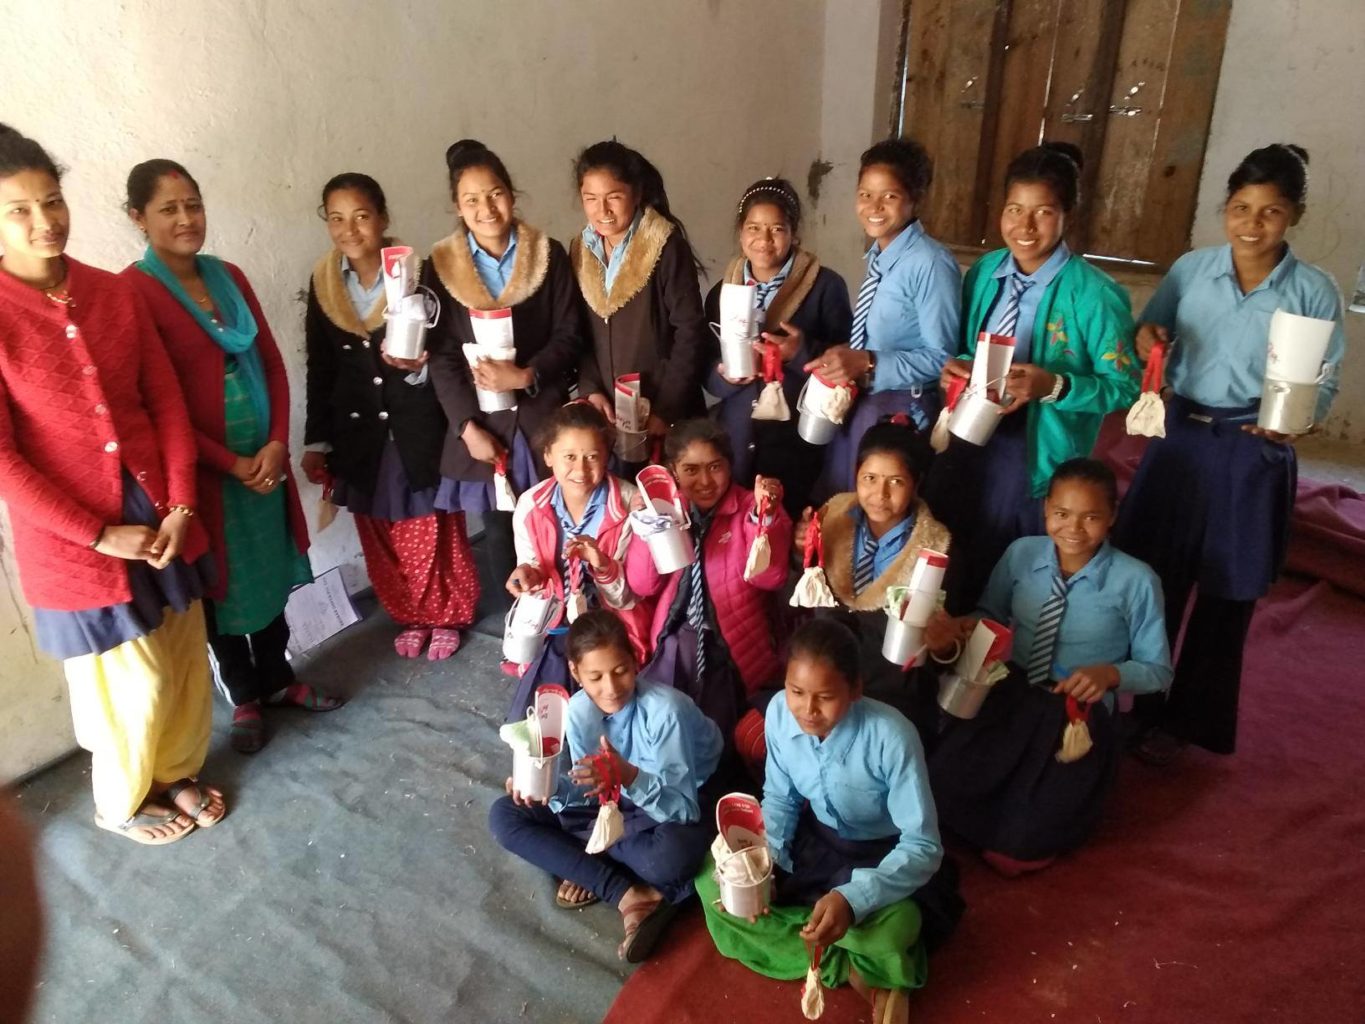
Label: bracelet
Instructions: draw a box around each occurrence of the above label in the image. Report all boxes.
[929,638,963,665]
[167,505,196,517]
[88,526,104,550]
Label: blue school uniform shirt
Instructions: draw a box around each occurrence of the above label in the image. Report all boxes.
[763,696,943,923]
[977,536,1172,697]
[581,210,644,293]
[468,230,519,298]
[982,243,1072,359]
[551,681,723,825]
[849,506,915,585]
[1142,244,1346,421]
[860,220,960,393]
[341,254,386,316]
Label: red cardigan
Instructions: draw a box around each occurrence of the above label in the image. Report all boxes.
[0,257,208,611]
[122,261,309,600]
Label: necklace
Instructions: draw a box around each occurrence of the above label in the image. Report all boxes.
[45,286,75,308]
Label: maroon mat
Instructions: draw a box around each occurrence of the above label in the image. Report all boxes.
[605,577,1365,1023]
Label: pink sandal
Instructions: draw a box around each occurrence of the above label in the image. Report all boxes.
[427,628,462,661]
[394,627,431,659]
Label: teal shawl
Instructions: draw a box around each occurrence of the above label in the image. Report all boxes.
[137,247,271,432]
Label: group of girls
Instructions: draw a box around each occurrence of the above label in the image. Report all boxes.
[0,113,1346,1017]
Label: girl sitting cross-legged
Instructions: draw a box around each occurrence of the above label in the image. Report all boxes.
[698,618,962,1024]
[488,610,723,963]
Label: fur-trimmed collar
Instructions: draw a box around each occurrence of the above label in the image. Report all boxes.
[311,246,393,338]
[821,493,952,611]
[723,248,821,332]
[429,222,551,311]
[569,207,675,320]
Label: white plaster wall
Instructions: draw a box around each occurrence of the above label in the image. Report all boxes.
[0,0,827,781]
[1190,0,1365,443]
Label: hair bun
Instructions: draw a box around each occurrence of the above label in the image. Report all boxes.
[1041,140,1084,172]
[1278,143,1310,166]
[445,138,488,171]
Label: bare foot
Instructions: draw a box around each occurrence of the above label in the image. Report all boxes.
[95,802,195,845]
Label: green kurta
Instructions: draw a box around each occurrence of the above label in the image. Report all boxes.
[214,359,311,635]
[695,855,928,991]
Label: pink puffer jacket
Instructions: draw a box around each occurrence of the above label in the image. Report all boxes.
[626,484,793,693]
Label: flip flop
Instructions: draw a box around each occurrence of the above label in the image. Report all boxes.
[267,682,345,711]
[231,701,267,754]
[394,628,431,659]
[872,987,909,1024]
[555,879,600,910]
[94,807,195,846]
[164,778,227,828]
[618,897,679,963]
[427,628,462,661]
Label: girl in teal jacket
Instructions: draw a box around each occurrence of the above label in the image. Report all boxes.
[924,143,1140,611]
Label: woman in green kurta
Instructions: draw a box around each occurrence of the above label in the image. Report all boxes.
[123,159,337,754]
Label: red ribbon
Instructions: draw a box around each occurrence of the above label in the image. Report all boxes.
[760,341,783,384]
[944,375,969,411]
[1065,695,1090,724]
[802,509,825,569]
[494,453,509,476]
[754,489,772,539]
[589,750,621,805]
[1141,341,1166,394]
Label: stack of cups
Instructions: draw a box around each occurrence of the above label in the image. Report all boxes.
[502,592,561,665]
[465,308,518,412]
[882,550,949,667]
[714,283,759,379]
[512,685,570,802]
[1258,308,1335,435]
[381,246,440,360]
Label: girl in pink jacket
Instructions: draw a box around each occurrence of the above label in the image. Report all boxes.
[626,419,793,748]
[505,402,653,719]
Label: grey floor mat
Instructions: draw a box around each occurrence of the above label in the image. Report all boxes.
[15,599,631,1024]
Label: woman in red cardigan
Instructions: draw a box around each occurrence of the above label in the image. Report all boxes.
[123,159,341,755]
[0,125,225,844]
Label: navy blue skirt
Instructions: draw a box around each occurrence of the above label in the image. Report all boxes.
[928,668,1118,862]
[1116,396,1296,602]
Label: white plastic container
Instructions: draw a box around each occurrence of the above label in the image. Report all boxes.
[720,336,757,378]
[643,523,695,575]
[882,615,926,667]
[937,671,993,720]
[383,288,439,360]
[502,593,560,663]
[1258,378,1318,434]
[615,428,649,464]
[634,465,695,573]
[715,847,771,918]
[719,282,759,341]
[713,793,771,917]
[947,389,1005,446]
[795,376,839,445]
[512,739,561,802]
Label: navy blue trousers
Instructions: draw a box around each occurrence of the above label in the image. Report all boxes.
[487,797,712,906]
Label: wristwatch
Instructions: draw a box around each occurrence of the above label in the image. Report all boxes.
[1039,373,1068,404]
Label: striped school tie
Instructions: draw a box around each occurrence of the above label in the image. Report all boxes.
[686,518,710,678]
[852,528,879,595]
[995,275,1032,338]
[1026,574,1070,684]
[848,253,883,350]
[749,275,784,313]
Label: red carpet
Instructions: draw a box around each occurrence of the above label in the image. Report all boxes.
[606,456,1365,1023]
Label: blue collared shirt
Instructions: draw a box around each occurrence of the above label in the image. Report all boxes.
[763,696,943,922]
[551,681,723,824]
[581,210,644,293]
[860,220,961,393]
[468,230,518,299]
[744,252,795,312]
[849,505,915,587]
[340,254,385,318]
[978,536,1172,696]
[1142,244,1346,420]
[983,243,1073,359]
[549,481,608,578]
